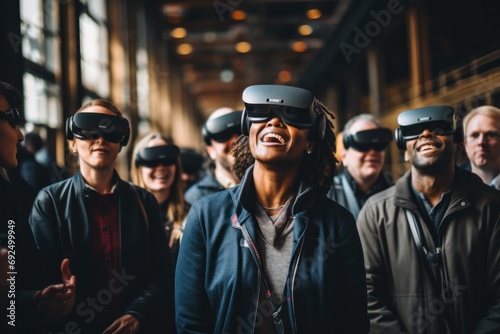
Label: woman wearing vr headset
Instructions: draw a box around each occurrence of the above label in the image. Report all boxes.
[28,100,175,333]
[131,133,187,266]
[175,85,369,333]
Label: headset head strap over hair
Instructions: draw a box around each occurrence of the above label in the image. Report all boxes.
[202,110,242,145]
[65,113,130,146]
[241,84,325,140]
[395,105,460,149]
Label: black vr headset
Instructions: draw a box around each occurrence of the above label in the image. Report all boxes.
[241,84,326,140]
[0,108,21,128]
[66,113,130,146]
[395,105,462,150]
[343,128,393,152]
[135,145,180,168]
[202,110,242,145]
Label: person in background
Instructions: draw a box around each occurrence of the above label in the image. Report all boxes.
[131,132,187,266]
[15,141,50,191]
[29,99,175,333]
[24,131,62,184]
[462,105,500,189]
[327,114,393,219]
[357,105,500,333]
[179,147,205,190]
[176,84,369,333]
[184,107,242,206]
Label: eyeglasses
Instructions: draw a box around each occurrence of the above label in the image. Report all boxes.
[0,108,21,128]
[466,131,500,143]
[245,104,316,129]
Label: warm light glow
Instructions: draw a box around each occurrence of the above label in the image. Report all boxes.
[177,43,193,55]
[306,9,322,20]
[278,70,292,83]
[291,41,308,53]
[235,41,252,53]
[171,27,187,39]
[298,24,313,36]
[231,10,246,20]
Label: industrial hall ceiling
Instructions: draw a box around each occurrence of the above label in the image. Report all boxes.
[160,0,354,117]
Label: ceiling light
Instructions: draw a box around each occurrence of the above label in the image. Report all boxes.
[220,69,234,83]
[306,9,322,20]
[278,70,292,83]
[177,43,193,55]
[291,41,308,53]
[171,27,187,39]
[235,41,252,53]
[298,25,313,36]
[231,10,246,20]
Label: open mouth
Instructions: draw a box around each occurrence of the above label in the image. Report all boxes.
[417,142,442,152]
[261,132,287,145]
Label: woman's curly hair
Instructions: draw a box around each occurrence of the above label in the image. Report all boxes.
[231,98,338,195]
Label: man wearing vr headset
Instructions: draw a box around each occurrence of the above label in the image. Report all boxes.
[327,114,393,219]
[28,99,175,333]
[176,85,368,333]
[357,106,500,333]
[462,105,500,190]
[184,107,242,206]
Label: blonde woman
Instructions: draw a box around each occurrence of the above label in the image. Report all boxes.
[131,133,187,265]
[29,99,175,333]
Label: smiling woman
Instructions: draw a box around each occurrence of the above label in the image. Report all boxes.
[175,84,369,333]
[28,99,176,333]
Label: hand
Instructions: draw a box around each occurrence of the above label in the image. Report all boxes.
[102,314,141,334]
[35,258,76,320]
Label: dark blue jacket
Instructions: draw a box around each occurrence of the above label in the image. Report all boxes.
[176,166,369,333]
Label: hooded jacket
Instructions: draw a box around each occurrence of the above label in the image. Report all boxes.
[28,171,175,333]
[175,166,369,333]
[357,167,500,334]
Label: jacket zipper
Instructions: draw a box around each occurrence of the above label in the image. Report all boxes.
[290,236,305,333]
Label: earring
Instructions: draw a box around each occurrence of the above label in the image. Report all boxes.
[307,149,312,154]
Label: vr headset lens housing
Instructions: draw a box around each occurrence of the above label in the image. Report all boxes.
[245,104,316,129]
[71,113,129,143]
[205,111,242,143]
[243,84,317,129]
[136,145,180,168]
[397,106,456,141]
[399,121,455,140]
[0,108,21,128]
[347,128,393,152]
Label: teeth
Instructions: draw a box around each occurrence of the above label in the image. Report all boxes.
[263,133,285,144]
[420,144,436,151]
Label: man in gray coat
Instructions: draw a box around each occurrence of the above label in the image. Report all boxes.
[357,105,500,333]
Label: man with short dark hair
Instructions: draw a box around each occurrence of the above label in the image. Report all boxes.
[357,105,500,333]
[184,107,242,206]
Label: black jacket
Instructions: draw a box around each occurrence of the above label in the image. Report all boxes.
[29,171,175,333]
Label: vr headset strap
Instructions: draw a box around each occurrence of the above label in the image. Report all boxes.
[405,209,451,333]
[340,173,360,219]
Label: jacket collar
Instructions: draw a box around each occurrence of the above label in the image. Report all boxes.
[232,164,317,218]
[394,166,479,210]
